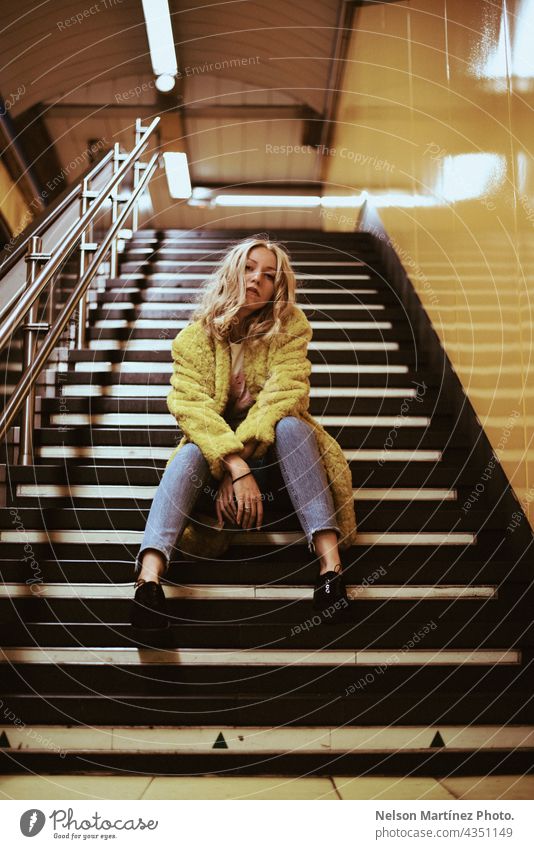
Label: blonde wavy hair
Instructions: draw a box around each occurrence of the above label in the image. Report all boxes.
[192,234,297,348]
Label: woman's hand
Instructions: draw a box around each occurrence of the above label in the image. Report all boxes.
[215,472,238,527]
[233,472,263,531]
[215,470,263,530]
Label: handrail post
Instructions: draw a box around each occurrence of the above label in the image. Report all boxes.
[45,271,56,330]
[76,176,97,349]
[20,237,50,465]
[131,119,149,234]
[109,142,121,279]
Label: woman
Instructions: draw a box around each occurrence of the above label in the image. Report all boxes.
[130,235,357,630]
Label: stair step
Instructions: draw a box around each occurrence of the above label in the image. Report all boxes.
[89,322,407,342]
[3,694,534,726]
[35,424,465,451]
[0,530,481,551]
[124,241,373,253]
[69,345,423,366]
[124,246,371,256]
[0,722,532,753]
[120,261,370,274]
[63,370,428,389]
[0,582,495,601]
[127,228,375,239]
[87,337,405,351]
[93,306,405,324]
[5,457,480,487]
[94,296,394,310]
[70,357,416,373]
[0,505,486,533]
[3,655,531,694]
[125,238,370,246]
[50,385,434,400]
[4,597,525,630]
[33,444,446,462]
[13,483,458,506]
[0,546,527,584]
[4,748,531,776]
[2,613,532,646]
[6,599,529,636]
[0,646,520,666]
[110,270,384,285]
[99,287,399,304]
[45,396,441,418]
[2,649,533,696]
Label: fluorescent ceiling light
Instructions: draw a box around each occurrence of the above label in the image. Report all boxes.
[192,187,213,200]
[201,192,428,209]
[214,195,321,207]
[321,195,365,207]
[210,194,363,208]
[141,0,177,89]
[163,152,192,198]
[188,186,214,207]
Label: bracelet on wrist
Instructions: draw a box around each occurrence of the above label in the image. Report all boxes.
[232,471,252,484]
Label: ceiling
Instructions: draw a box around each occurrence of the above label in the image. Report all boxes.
[1,0,360,230]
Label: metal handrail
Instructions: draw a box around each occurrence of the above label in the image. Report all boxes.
[0,148,114,282]
[0,149,114,328]
[0,152,159,452]
[0,116,161,463]
[0,116,159,351]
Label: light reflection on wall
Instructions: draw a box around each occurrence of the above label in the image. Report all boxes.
[437,153,507,202]
[471,0,534,91]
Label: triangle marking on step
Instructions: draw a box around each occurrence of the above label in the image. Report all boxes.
[213,732,229,749]
[430,730,446,748]
[0,731,11,747]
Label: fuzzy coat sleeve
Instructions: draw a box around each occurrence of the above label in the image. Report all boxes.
[234,306,313,456]
[166,322,244,480]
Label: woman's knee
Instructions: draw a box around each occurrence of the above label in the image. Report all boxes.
[168,442,209,484]
[275,415,311,438]
[275,416,309,433]
[175,442,207,468]
[178,442,204,461]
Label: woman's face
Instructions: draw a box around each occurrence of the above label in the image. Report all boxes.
[239,246,277,316]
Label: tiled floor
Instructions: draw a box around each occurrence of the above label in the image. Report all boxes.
[0,774,533,800]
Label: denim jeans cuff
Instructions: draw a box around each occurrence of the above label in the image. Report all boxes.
[134,545,171,578]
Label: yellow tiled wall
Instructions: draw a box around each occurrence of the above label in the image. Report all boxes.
[0,160,32,238]
[325,0,534,526]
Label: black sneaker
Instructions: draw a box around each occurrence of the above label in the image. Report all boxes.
[313,569,349,623]
[130,580,170,630]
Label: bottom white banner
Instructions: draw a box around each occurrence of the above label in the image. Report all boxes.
[2,798,534,848]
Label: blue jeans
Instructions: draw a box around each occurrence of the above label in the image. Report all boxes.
[134,415,340,576]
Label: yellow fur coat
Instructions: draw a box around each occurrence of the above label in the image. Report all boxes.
[165,304,357,557]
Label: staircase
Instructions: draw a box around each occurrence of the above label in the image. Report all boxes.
[1,229,533,776]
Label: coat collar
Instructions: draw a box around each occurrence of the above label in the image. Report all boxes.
[213,335,265,412]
